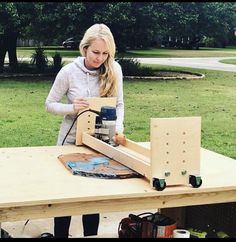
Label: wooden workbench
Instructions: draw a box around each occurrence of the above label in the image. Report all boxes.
[0,143,236,223]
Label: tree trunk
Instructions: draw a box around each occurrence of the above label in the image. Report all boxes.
[0,31,18,73]
[0,34,7,73]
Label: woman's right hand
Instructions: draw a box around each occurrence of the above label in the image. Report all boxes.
[114,133,126,146]
[73,97,89,112]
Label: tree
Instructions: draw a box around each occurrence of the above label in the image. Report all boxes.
[0,2,39,72]
[129,3,161,49]
[158,2,236,49]
[90,2,135,52]
[1,1,236,74]
[0,2,20,72]
[27,2,86,45]
[202,2,236,47]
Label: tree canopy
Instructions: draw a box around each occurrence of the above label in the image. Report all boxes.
[0,2,236,51]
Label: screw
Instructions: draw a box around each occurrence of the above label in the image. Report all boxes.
[181,170,187,175]
[165,171,171,177]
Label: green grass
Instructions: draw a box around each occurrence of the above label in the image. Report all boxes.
[123,46,236,58]
[0,78,62,146]
[0,66,236,160]
[124,66,236,160]
[219,59,236,65]
[16,46,236,59]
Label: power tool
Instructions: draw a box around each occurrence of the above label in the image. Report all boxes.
[94,106,117,146]
[62,105,117,146]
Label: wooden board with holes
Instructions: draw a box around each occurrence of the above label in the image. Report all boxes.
[150,117,201,187]
[76,97,117,145]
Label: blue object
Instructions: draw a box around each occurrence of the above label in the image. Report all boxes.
[66,157,110,172]
[89,157,110,165]
[100,106,117,120]
[67,161,94,171]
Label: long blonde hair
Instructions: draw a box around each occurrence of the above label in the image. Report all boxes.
[79,23,117,97]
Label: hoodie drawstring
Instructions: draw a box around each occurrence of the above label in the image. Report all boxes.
[86,72,91,96]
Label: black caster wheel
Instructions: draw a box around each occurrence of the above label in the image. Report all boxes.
[1,229,13,238]
[189,175,202,188]
[153,178,166,191]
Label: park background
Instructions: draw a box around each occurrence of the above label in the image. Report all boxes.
[0,2,236,160]
[1,2,236,238]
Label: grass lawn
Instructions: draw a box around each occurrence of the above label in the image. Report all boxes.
[219,59,236,65]
[125,47,236,58]
[0,66,235,160]
[16,46,236,60]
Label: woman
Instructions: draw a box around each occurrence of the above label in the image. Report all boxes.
[45,23,125,237]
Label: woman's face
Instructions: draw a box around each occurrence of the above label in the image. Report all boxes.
[84,38,109,70]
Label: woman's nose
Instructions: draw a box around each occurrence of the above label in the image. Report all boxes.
[96,54,103,61]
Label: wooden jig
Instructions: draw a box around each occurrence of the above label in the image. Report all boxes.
[76,98,202,190]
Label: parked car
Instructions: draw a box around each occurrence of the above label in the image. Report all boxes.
[62,37,79,49]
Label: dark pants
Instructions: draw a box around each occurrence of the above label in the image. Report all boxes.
[54,214,100,238]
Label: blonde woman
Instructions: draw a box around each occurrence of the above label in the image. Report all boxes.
[45,23,125,237]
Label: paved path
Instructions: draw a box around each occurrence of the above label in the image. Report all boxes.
[61,56,236,72]
[136,57,236,72]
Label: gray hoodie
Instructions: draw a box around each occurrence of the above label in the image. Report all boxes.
[45,56,124,145]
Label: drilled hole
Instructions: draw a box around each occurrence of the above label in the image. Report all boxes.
[166,142,169,146]
[183,141,186,144]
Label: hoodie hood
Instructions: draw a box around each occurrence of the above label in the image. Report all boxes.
[73,57,99,76]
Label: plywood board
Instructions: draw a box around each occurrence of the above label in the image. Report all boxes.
[1,144,236,222]
[150,117,201,187]
[76,97,117,145]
